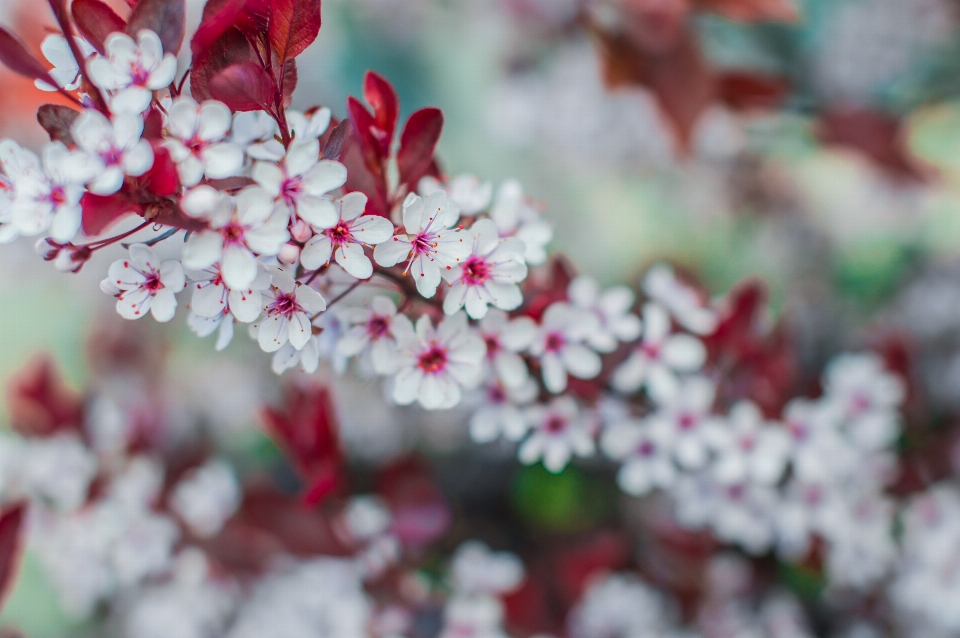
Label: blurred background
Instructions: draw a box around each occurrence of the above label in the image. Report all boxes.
[3,0,960,632]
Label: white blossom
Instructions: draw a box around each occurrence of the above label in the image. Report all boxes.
[35,34,95,92]
[336,295,403,374]
[300,191,394,278]
[253,138,347,228]
[519,396,596,473]
[254,269,326,353]
[529,302,601,394]
[164,98,245,187]
[476,309,537,388]
[70,110,154,195]
[601,417,676,496]
[489,180,552,265]
[708,400,790,486]
[9,142,86,242]
[643,263,717,335]
[87,30,177,113]
[170,459,241,538]
[469,378,538,444]
[646,376,723,470]
[419,173,493,215]
[567,275,642,353]
[102,244,185,322]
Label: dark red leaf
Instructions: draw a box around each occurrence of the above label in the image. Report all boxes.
[695,0,798,22]
[142,145,180,196]
[816,108,929,181]
[37,104,80,146]
[260,384,344,506]
[189,27,254,102]
[71,0,126,54]
[0,502,26,613]
[0,26,62,87]
[363,71,398,155]
[81,192,143,236]
[717,72,790,111]
[376,456,451,548]
[209,61,277,112]
[142,107,165,139]
[281,58,297,108]
[341,137,389,217]
[321,119,349,160]
[346,95,383,175]
[268,0,322,62]
[127,0,186,54]
[396,107,444,189]
[5,355,84,438]
[191,0,247,59]
[235,0,271,38]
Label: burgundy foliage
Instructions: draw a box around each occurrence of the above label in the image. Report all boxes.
[37,104,81,146]
[5,355,84,439]
[0,503,27,614]
[127,0,186,55]
[71,0,126,54]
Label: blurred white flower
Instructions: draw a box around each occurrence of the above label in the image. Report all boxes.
[519,396,596,473]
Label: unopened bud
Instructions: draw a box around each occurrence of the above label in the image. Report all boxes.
[35,238,62,261]
[54,246,92,273]
[290,219,313,243]
[278,242,301,265]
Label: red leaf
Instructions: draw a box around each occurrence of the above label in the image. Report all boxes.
[347,96,383,175]
[142,107,165,139]
[321,118,350,160]
[717,72,790,111]
[268,0,322,62]
[695,0,798,22]
[142,145,180,196]
[71,0,126,54]
[236,0,271,38]
[0,27,61,87]
[191,0,247,59]
[209,61,277,112]
[189,27,254,102]
[37,104,80,146]
[127,0,186,54]
[281,58,297,108]
[5,354,84,438]
[396,107,443,189]
[363,71,398,155]
[0,502,26,613]
[375,456,451,548]
[341,137,389,217]
[81,192,143,236]
[260,384,344,506]
[816,108,928,181]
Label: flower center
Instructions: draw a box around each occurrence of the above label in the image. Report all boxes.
[850,392,872,415]
[636,440,655,457]
[417,343,448,375]
[787,419,808,441]
[487,384,507,404]
[461,255,491,286]
[268,291,299,318]
[186,137,208,156]
[221,222,246,246]
[483,334,501,358]
[102,146,124,167]
[726,484,745,501]
[327,222,353,246]
[677,412,697,431]
[280,177,303,204]
[48,185,67,206]
[739,435,755,451]
[640,341,661,360]
[128,62,150,86]
[366,315,390,340]
[410,232,436,257]
[544,331,565,353]
[544,415,567,434]
[142,271,163,292]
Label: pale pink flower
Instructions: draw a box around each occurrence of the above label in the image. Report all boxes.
[101,244,185,322]
[35,34,95,92]
[442,218,528,319]
[373,191,470,298]
[643,263,717,335]
[254,269,327,352]
[489,180,552,265]
[70,110,154,195]
[707,400,790,486]
[567,275,641,353]
[391,311,485,410]
[469,378,538,444]
[181,186,289,290]
[87,30,177,113]
[336,296,403,374]
[419,174,493,215]
[450,541,524,595]
[476,309,536,388]
[519,397,596,473]
[9,142,86,242]
[300,192,394,278]
[252,138,347,228]
[600,417,676,496]
[823,353,905,451]
[647,375,723,470]
[164,98,244,187]
[611,302,706,395]
[528,302,601,394]
[187,263,270,324]
[244,107,331,161]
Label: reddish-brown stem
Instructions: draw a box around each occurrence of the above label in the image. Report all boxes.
[77,221,152,250]
[324,280,362,310]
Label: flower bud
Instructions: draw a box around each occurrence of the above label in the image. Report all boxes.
[54,246,92,273]
[278,242,301,265]
[35,238,62,261]
[290,219,313,243]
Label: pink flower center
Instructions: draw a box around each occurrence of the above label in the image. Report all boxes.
[326,222,353,246]
[726,484,745,501]
[484,334,501,358]
[280,177,303,205]
[47,185,67,207]
[544,331,565,353]
[410,231,437,257]
[366,315,390,340]
[186,137,208,156]
[102,145,124,167]
[850,392,872,415]
[803,485,823,506]
[487,384,507,404]
[128,61,150,86]
[267,291,300,318]
[677,412,697,431]
[461,255,491,285]
[636,440,656,457]
[640,341,661,360]
[544,415,568,434]
[417,343,448,375]
[787,419,808,441]
[221,222,246,247]
[142,271,163,292]
[739,435,756,451]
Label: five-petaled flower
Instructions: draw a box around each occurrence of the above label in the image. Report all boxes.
[35,34,95,92]
[300,192,395,279]
[87,30,178,114]
[373,191,470,299]
[442,218,528,319]
[528,302,601,394]
[101,244,185,322]
[70,110,154,195]
[336,296,404,374]
[519,396,596,473]
[391,312,485,410]
[164,98,245,187]
[254,269,327,352]
[600,417,677,496]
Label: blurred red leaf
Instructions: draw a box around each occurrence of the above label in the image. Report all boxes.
[191,0,247,59]
[0,27,62,88]
[81,192,143,236]
[376,456,451,548]
[268,0,322,62]
[817,108,928,181]
[261,384,344,506]
[190,27,254,102]
[71,0,126,54]
[396,107,443,189]
[5,355,84,438]
[554,532,631,605]
[37,104,80,146]
[341,137,390,217]
[696,0,798,22]
[347,95,383,175]
[717,72,790,111]
[321,118,350,160]
[209,61,277,112]
[127,0,186,55]
[363,71,399,156]
[0,502,26,613]
[142,145,180,196]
